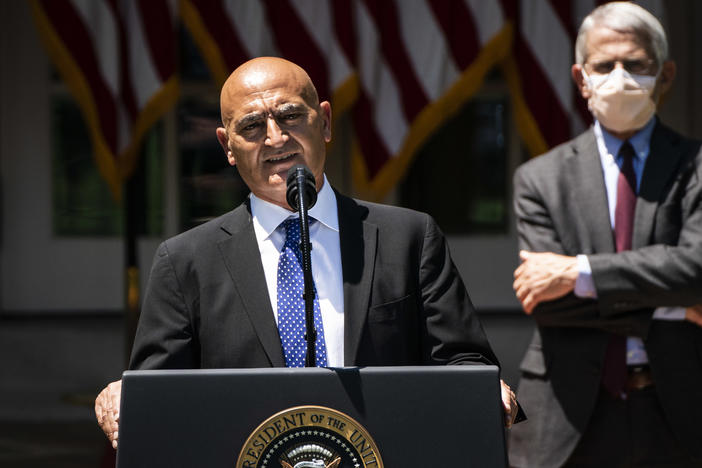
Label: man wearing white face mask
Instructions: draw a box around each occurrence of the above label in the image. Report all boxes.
[582,65,658,134]
[509,2,702,467]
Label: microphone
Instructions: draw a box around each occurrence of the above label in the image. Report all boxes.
[286,165,317,212]
[285,164,318,367]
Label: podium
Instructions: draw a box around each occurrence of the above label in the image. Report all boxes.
[117,366,507,467]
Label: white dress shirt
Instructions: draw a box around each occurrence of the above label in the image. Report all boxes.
[574,118,685,365]
[249,175,345,366]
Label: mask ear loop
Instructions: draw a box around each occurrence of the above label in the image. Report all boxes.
[581,68,605,91]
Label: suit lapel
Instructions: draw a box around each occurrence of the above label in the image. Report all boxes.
[217,202,285,367]
[567,130,616,252]
[633,123,684,249]
[336,193,377,365]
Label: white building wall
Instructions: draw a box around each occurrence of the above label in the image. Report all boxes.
[1,1,700,313]
[0,1,158,312]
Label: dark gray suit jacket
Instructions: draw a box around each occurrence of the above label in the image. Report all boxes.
[508,122,702,467]
[129,191,497,372]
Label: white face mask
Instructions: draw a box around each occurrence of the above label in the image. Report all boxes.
[583,67,658,133]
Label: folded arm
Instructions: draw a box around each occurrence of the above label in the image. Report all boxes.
[510,163,702,335]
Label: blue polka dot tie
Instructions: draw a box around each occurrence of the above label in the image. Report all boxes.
[277,218,328,367]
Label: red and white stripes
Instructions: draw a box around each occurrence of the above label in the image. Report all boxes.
[182,0,512,199]
[32,0,667,200]
[31,0,179,197]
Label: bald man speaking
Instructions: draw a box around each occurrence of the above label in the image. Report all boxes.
[95,58,517,447]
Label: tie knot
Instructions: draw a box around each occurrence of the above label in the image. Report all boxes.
[617,141,637,191]
[283,218,300,248]
[619,141,635,162]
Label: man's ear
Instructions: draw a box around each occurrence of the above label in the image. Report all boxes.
[216,127,236,166]
[571,64,591,99]
[655,60,676,104]
[319,101,332,143]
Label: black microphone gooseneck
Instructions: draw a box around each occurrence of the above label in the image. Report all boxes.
[285,165,318,367]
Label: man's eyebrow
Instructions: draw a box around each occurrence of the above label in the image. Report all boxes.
[234,103,308,129]
[275,103,307,114]
[235,112,266,128]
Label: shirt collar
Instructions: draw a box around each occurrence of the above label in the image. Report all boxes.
[593,115,656,162]
[250,174,339,240]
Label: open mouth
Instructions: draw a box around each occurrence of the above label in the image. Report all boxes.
[266,152,298,163]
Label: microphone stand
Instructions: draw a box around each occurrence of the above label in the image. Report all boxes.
[289,167,317,367]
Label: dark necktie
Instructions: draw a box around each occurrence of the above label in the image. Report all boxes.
[276,218,328,367]
[602,141,636,398]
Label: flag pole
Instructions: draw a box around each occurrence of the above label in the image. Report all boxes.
[124,155,141,368]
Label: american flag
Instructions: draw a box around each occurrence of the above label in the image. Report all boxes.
[30,0,179,198]
[181,0,512,200]
[31,0,665,200]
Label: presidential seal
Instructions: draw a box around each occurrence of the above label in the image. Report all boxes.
[236,406,383,468]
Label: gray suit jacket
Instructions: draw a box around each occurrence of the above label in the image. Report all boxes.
[129,191,497,371]
[508,122,702,467]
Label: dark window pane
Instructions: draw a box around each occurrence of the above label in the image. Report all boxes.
[178,99,250,230]
[179,25,212,82]
[51,97,163,236]
[52,97,123,236]
[128,126,165,237]
[401,98,509,234]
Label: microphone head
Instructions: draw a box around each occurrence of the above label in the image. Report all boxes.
[285,165,317,211]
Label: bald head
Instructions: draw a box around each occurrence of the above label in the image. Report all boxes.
[214,57,332,209]
[220,57,320,129]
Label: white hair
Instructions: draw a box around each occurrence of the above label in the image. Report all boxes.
[575,2,668,67]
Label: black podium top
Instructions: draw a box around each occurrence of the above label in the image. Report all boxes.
[118,366,506,467]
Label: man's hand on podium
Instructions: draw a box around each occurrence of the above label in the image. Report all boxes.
[95,379,122,449]
[500,379,518,428]
[94,376,520,448]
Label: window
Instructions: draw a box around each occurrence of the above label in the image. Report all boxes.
[177,97,250,230]
[401,93,510,235]
[176,27,250,230]
[51,95,164,236]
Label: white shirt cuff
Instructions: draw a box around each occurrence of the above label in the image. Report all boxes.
[574,254,597,298]
[653,307,686,320]
[571,256,685,321]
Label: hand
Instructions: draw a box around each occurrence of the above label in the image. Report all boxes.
[500,379,518,428]
[685,304,702,328]
[513,250,578,314]
[95,379,122,449]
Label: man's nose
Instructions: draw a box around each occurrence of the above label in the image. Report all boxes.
[265,116,287,147]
